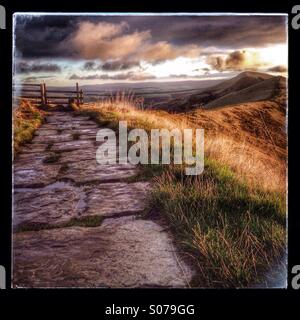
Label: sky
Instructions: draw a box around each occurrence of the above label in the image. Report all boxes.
[13,14,288,86]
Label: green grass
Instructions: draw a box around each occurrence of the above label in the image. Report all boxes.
[146,160,286,287]
[16,215,104,232]
[78,104,286,288]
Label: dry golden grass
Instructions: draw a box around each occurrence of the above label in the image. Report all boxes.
[87,92,145,113]
[82,95,286,194]
[13,100,45,154]
[78,92,287,287]
[204,134,286,193]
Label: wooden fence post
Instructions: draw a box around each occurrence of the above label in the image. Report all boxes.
[80,89,84,105]
[40,83,45,105]
[43,83,47,105]
[76,83,80,106]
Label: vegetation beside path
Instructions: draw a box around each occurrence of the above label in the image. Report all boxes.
[13,100,45,154]
[77,96,286,288]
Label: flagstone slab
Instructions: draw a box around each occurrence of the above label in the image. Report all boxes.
[13,217,193,288]
[13,182,87,229]
[14,163,61,188]
[59,160,137,184]
[84,182,150,217]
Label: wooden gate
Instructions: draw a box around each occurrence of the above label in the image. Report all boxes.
[13,82,84,106]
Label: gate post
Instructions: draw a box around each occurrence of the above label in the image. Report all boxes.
[76,83,80,106]
[43,83,47,105]
[40,83,45,105]
[80,89,84,105]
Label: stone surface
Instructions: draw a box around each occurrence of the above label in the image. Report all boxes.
[84,182,150,217]
[14,163,61,187]
[13,182,87,229]
[58,147,97,163]
[13,217,193,288]
[51,140,95,152]
[32,133,74,143]
[59,160,137,184]
[19,143,47,154]
[12,110,194,288]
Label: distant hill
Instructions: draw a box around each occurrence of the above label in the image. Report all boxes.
[161,72,286,112]
[205,75,285,108]
[184,73,287,161]
[207,71,273,94]
[49,79,222,94]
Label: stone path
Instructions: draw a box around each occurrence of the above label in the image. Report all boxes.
[13,111,194,288]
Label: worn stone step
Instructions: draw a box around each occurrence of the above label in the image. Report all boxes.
[13,181,150,229]
[84,182,150,217]
[13,181,87,229]
[13,216,194,288]
[58,160,137,184]
[14,163,61,188]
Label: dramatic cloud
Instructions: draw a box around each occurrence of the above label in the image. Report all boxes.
[267,65,287,73]
[207,50,265,71]
[83,60,141,71]
[14,15,286,59]
[150,16,287,48]
[70,71,156,81]
[70,21,150,61]
[16,62,61,73]
[101,60,141,71]
[69,21,201,64]
[13,15,287,84]
[83,61,100,71]
[138,42,200,63]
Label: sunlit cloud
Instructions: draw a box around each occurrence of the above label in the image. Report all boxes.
[70,21,201,64]
[14,15,288,85]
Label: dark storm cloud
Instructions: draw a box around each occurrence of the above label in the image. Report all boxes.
[101,61,141,71]
[82,61,100,71]
[14,14,286,59]
[16,61,61,73]
[146,16,287,48]
[14,15,74,58]
[82,60,140,71]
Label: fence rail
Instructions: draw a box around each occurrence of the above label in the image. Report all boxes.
[13,82,84,106]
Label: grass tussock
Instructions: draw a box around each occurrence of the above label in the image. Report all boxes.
[77,94,286,287]
[13,100,45,154]
[148,161,285,287]
[91,92,144,113]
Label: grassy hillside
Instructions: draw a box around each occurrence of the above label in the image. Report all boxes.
[160,72,285,113]
[207,71,273,93]
[205,76,285,108]
[77,87,286,287]
[188,78,287,165]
